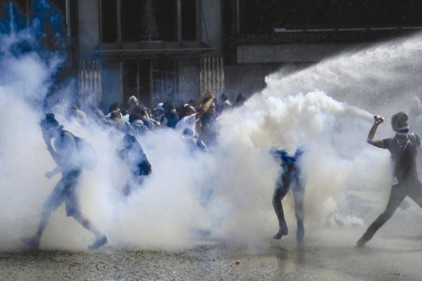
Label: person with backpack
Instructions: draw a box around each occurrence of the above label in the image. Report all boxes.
[357,112,422,248]
[116,133,152,197]
[21,113,107,251]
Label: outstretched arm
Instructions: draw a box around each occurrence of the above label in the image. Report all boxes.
[367,118,385,148]
[196,98,215,121]
[45,166,61,178]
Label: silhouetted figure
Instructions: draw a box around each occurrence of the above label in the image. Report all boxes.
[357,112,422,248]
[21,113,107,251]
[234,93,246,107]
[271,148,305,244]
[67,105,88,127]
[216,93,232,113]
[160,102,179,129]
[198,96,217,146]
[116,133,152,197]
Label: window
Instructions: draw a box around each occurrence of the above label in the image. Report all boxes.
[121,0,142,42]
[12,0,30,15]
[181,0,196,40]
[42,0,66,38]
[154,0,177,41]
[140,0,159,40]
[233,0,422,33]
[122,60,139,105]
[101,0,198,43]
[121,59,176,107]
[0,0,67,34]
[101,0,117,42]
[0,0,29,32]
[152,59,176,103]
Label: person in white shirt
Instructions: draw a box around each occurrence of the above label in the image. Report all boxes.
[175,104,199,135]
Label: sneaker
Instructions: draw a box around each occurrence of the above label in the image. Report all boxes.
[88,235,108,251]
[21,236,40,249]
[273,225,288,240]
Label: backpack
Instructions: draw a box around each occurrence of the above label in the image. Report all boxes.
[62,130,98,170]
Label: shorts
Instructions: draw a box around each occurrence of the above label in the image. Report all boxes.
[45,170,82,216]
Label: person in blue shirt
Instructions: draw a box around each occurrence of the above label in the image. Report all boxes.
[270,147,305,244]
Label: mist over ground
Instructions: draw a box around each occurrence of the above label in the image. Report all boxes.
[1,3,422,252]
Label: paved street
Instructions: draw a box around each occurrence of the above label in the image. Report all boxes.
[1,188,422,281]
[1,221,422,281]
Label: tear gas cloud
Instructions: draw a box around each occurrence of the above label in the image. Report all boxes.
[1,2,422,251]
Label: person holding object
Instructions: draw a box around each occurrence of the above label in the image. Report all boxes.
[357,112,422,247]
[21,113,107,251]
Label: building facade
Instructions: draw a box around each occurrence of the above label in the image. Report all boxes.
[222,0,422,98]
[78,0,223,110]
[1,0,422,110]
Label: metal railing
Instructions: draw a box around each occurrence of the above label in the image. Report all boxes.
[78,60,102,110]
[200,55,225,97]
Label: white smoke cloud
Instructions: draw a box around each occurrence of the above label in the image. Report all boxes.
[1,14,422,252]
[209,33,422,247]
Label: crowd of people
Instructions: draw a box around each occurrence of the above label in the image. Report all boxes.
[67,91,245,150]
[21,91,243,251]
[20,90,422,251]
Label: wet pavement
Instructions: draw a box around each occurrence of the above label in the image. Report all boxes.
[1,224,422,281]
[2,189,422,281]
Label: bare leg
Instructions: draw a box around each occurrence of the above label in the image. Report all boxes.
[35,201,58,237]
[21,180,66,248]
[272,174,290,239]
[357,185,405,247]
[407,179,422,208]
[61,170,108,250]
[293,186,305,244]
[72,210,108,250]
[72,210,102,237]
